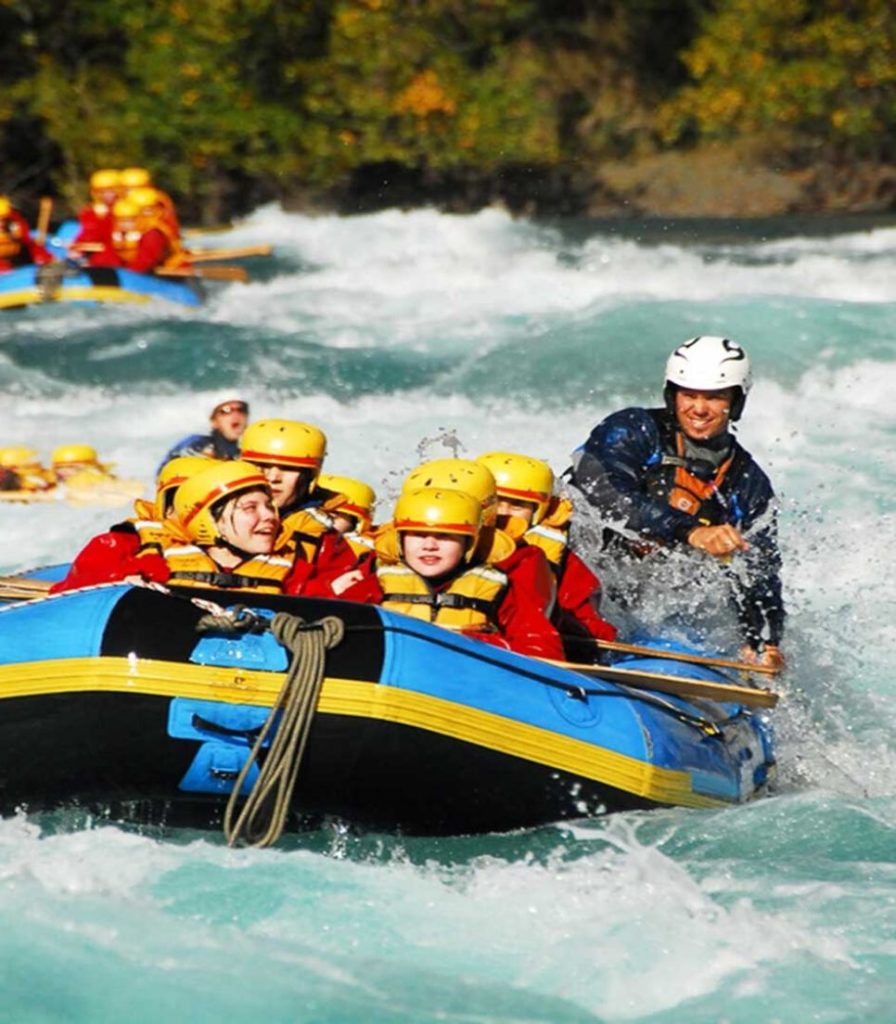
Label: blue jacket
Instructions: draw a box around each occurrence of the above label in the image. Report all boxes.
[156,430,240,476]
[570,407,784,646]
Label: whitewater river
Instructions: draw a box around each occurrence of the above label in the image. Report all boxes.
[0,206,894,1022]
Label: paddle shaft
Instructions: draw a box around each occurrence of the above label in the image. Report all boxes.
[542,657,779,709]
[564,635,779,676]
[156,265,249,282]
[36,197,53,245]
[185,245,272,262]
[0,576,53,600]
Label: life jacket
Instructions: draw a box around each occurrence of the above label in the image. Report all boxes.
[130,497,173,552]
[162,543,293,593]
[376,561,509,629]
[518,496,573,570]
[279,493,345,563]
[644,410,748,527]
[372,522,511,629]
[0,217,24,262]
[112,214,187,270]
[344,530,376,557]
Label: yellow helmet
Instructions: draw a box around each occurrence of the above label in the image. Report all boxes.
[240,419,327,477]
[173,460,271,546]
[401,458,497,526]
[476,451,554,525]
[154,455,213,518]
[120,166,152,189]
[317,473,376,532]
[0,196,11,218]
[129,186,162,213]
[89,169,121,192]
[393,487,481,557]
[51,443,100,468]
[0,446,41,470]
[112,198,139,220]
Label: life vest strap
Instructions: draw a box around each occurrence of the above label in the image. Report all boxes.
[168,570,276,590]
[385,591,499,616]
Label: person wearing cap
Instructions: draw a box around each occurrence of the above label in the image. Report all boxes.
[568,335,784,671]
[157,395,250,471]
[0,196,51,271]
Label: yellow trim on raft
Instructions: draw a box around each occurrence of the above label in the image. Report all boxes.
[58,286,150,304]
[0,656,722,808]
[0,289,42,309]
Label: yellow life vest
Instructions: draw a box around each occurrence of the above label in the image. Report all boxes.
[375,560,508,629]
[519,496,573,569]
[0,221,23,261]
[279,496,343,562]
[345,530,376,557]
[163,543,293,593]
[130,497,173,553]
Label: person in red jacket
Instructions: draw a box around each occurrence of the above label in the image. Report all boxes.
[110,189,188,274]
[238,419,358,595]
[71,169,122,267]
[333,486,564,661]
[0,196,51,270]
[477,451,617,660]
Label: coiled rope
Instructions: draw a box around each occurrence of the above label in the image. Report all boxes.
[212,611,345,848]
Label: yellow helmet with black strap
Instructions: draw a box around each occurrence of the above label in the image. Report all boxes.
[173,460,271,546]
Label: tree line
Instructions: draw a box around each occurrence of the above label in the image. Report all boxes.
[2,0,893,223]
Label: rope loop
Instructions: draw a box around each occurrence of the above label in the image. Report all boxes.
[195,603,268,635]
[222,612,346,848]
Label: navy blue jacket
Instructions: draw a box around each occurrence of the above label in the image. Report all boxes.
[570,407,784,646]
[156,430,240,476]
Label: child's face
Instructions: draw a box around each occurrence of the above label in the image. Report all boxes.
[402,532,466,578]
[496,497,536,528]
[216,488,279,554]
[254,464,309,509]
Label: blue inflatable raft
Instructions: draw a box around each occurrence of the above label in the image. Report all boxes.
[0,262,203,310]
[0,584,776,835]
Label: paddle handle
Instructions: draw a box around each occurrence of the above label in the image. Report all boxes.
[584,636,780,676]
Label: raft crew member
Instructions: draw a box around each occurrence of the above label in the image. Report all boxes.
[568,335,784,671]
[238,419,358,591]
[314,473,377,555]
[332,486,564,660]
[50,455,212,593]
[51,444,115,484]
[400,458,557,635]
[71,169,122,267]
[119,166,181,241]
[0,446,54,491]
[477,451,617,654]
[110,189,188,274]
[158,393,250,470]
[0,196,51,271]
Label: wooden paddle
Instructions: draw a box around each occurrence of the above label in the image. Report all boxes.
[185,245,273,263]
[541,656,779,709]
[0,575,53,600]
[564,635,780,676]
[156,265,249,283]
[35,197,53,245]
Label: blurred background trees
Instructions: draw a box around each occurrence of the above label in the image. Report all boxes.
[2,0,893,221]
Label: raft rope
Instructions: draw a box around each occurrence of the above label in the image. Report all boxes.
[192,607,346,848]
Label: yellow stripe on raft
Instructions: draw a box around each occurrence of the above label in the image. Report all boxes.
[0,656,720,808]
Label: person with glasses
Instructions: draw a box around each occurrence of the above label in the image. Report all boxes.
[157,393,250,473]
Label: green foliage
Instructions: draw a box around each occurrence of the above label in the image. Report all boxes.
[659,0,896,159]
[0,0,891,217]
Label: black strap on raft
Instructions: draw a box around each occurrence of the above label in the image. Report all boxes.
[168,570,275,590]
[386,591,499,616]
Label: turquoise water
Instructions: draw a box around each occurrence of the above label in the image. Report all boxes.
[1,207,894,1022]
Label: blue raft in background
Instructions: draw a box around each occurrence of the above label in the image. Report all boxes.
[0,583,776,836]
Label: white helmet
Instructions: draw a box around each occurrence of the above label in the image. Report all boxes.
[664,336,752,420]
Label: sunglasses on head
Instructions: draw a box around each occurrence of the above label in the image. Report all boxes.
[214,402,249,416]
